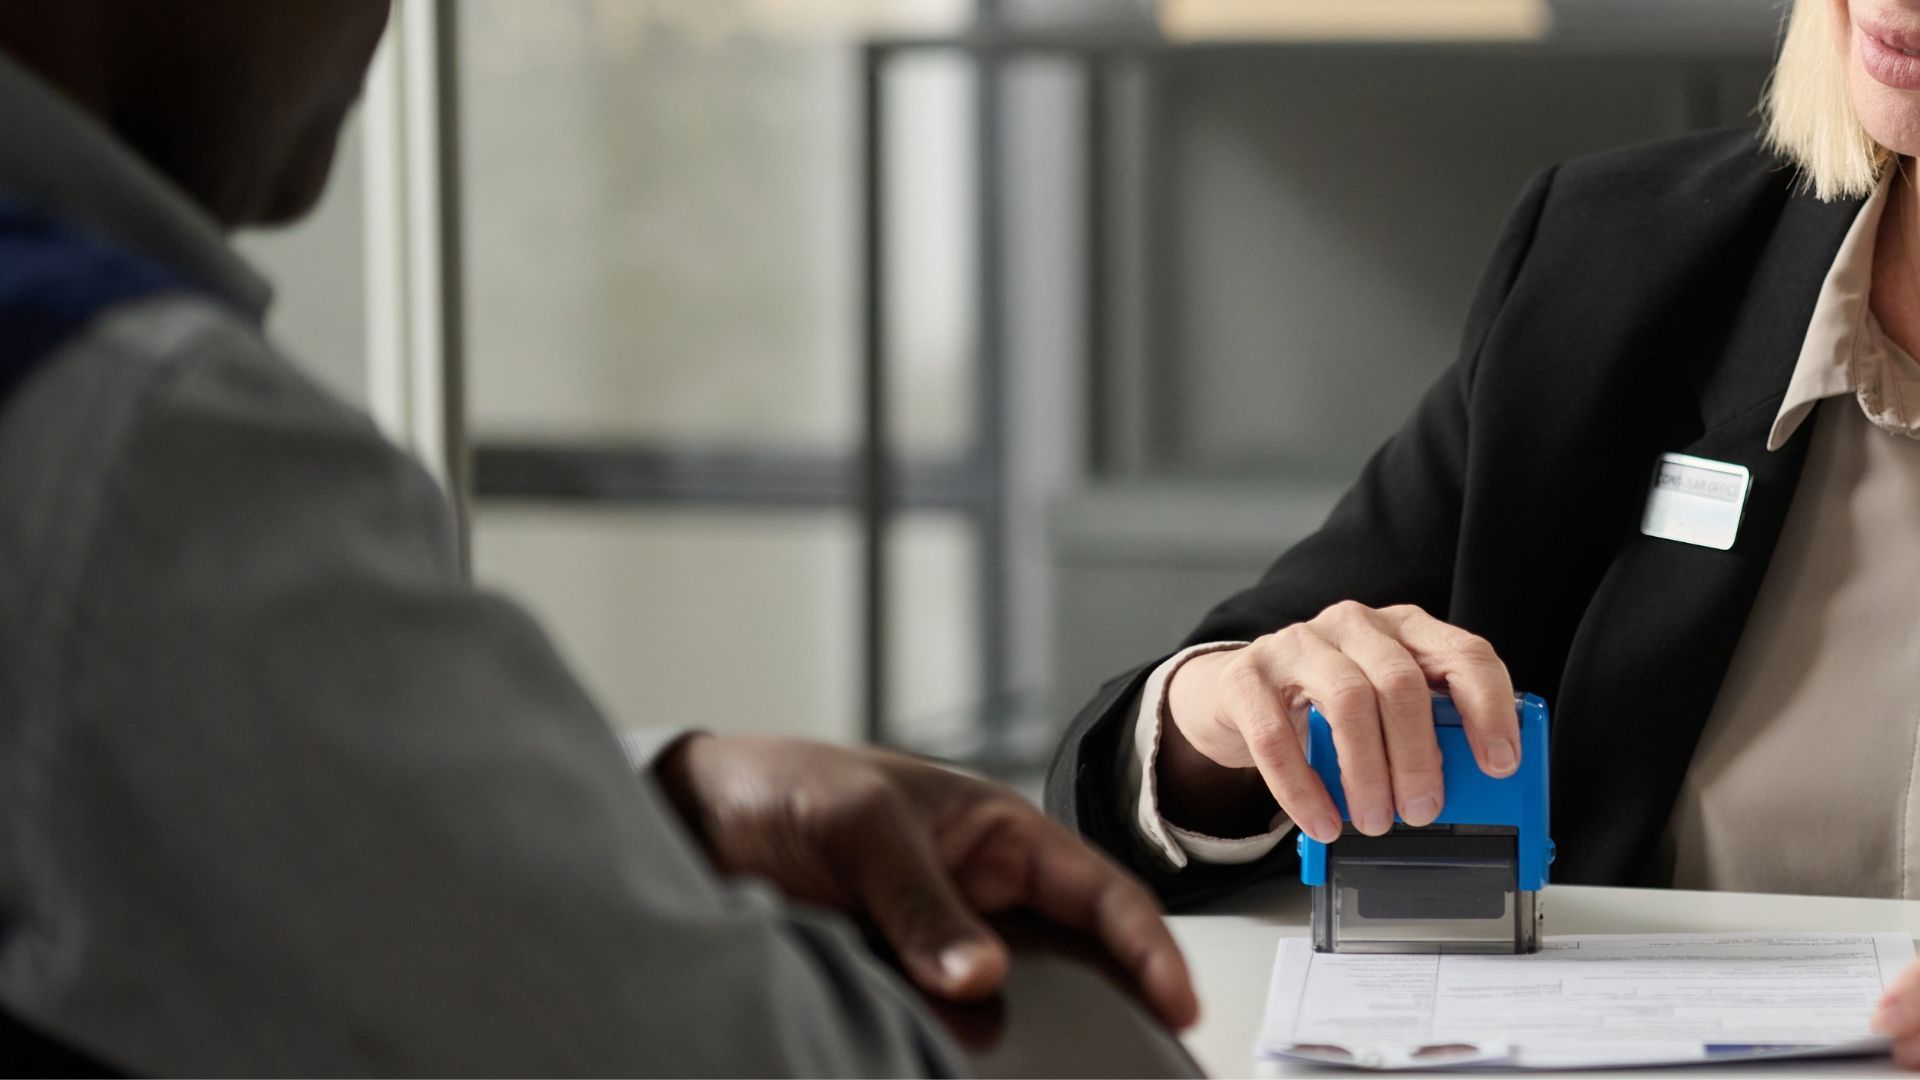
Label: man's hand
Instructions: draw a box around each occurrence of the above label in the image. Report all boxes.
[654,734,1200,1030]
[1160,602,1520,842]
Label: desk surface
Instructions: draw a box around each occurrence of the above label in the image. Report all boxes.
[1167,881,1920,1077]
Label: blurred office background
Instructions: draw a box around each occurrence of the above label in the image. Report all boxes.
[240,0,1781,782]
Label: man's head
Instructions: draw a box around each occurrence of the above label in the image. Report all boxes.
[0,0,391,229]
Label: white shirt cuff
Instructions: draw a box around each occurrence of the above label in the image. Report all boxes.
[1125,642,1293,871]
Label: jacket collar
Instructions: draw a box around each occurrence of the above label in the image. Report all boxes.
[0,50,272,320]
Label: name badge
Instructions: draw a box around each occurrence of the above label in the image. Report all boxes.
[1640,452,1751,551]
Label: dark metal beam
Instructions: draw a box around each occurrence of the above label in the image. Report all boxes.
[471,442,986,512]
[1083,55,1111,476]
[859,44,892,747]
[434,0,472,575]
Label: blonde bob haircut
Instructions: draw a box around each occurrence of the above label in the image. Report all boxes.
[1764,0,1892,201]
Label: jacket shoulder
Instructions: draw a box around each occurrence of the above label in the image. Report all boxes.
[1544,126,1801,230]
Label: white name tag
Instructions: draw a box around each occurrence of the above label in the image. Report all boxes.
[1640,452,1751,551]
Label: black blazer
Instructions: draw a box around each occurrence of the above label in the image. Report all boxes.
[1044,126,1868,910]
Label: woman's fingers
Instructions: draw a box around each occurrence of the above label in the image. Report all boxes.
[1190,602,1521,841]
[1384,605,1521,779]
[1217,639,1345,842]
[1315,609,1446,826]
[1884,959,1920,1069]
[1260,624,1395,836]
[1875,961,1920,1039]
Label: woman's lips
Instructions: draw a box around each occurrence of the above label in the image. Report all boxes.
[1860,21,1920,91]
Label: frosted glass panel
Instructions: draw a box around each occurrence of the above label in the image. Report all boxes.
[883,54,978,456]
[887,512,981,750]
[473,506,861,743]
[459,0,969,450]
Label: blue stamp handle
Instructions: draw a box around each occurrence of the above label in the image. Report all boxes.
[1296,693,1553,891]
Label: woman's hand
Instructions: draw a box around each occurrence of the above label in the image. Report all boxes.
[1159,602,1521,843]
[655,734,1200,1030]
[1874,959,1920,1066]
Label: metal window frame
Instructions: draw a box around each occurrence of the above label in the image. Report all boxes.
[412,2,1029,757]
[856,25,1165,761]
[363,0,470,566]
[438,5,1142,763]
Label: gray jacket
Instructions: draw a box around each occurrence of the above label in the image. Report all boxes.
[0,52,959,1076]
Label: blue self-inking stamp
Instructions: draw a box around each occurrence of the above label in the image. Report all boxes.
[1297,693,1552,954]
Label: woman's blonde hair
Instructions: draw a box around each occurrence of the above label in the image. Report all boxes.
[1764,0,1891,201]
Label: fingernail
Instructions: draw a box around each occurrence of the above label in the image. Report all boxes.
[1404,796,1441,825]
[940,942,989,985]
[1487,739,1517,774]
[1356,809,1392,836]
[1312,816,1344,842]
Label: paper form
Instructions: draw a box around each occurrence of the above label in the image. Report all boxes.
[1259,932,1915,1070]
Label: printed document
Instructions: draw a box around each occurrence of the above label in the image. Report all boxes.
[1259,932,1914,1070]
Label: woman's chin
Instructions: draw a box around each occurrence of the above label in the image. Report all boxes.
[1850,68,1920,158]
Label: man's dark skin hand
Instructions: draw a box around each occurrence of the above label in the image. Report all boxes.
[657,735,1202,1031]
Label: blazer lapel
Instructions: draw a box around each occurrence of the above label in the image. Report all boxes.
[1550,188,1862,886]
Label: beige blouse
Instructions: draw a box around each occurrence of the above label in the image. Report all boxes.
[1662,167,1920,898]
